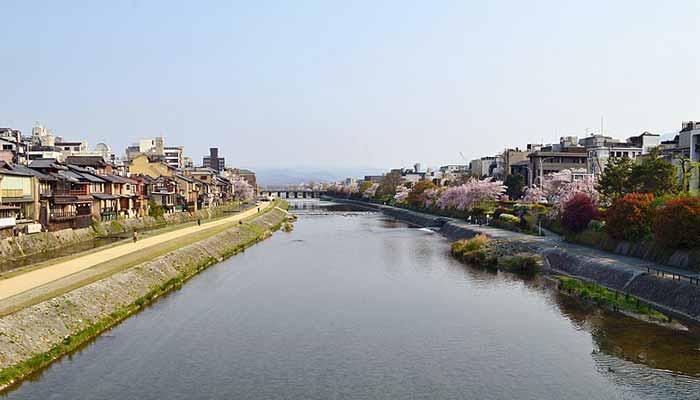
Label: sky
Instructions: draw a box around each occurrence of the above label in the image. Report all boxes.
[1,0,699,171]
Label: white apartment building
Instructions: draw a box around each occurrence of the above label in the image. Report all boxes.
[582,132,660,175]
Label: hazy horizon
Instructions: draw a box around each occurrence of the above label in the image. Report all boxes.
[1,1,698,169]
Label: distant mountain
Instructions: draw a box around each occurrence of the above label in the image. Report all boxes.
[249,167,385,187]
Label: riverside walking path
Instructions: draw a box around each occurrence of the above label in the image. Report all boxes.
[0,203,274,304]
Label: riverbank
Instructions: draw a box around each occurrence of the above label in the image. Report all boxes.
[325,197,700,324]
[0,202,290,392]
[0,202,247,273]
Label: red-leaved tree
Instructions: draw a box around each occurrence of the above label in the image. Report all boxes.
[561,193,599,232]
[653,197,700,248]
[605,193,654,241]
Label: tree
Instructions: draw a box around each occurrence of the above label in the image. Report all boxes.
[148,200,165,219]
[504,174,525,200]
[561,193,599,233]
[653,197,700,248]
[605,193,655,241]
[406,180,438,207]
[375,171,402,200]
[358,181,374,194]
[231,175,255,201]
[596,156,634,203]
[676,157,698,193]
[394,186,410,203]
[436,179,506,211]
[629,149,676,196]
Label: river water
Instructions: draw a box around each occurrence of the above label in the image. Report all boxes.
[4,200,700,399]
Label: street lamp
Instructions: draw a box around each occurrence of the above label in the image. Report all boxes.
[537,156,558,188]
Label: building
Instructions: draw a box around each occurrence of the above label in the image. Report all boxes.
[674,121,700,190]
[0,169,40,236]
[164,146,184,169]
[527,138,588,186]
[203,148,225,172]
[126,137,167,161]
[583,132,660,175]
[65,155,113,175]
[501,148,531,178]
[363,175,384,184]
[0,128,26,164]
[469,157,496,178]
[128,153,175,179]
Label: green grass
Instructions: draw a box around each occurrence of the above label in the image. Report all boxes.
[557,276,669,322]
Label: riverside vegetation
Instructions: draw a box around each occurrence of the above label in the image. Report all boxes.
[450,235,541,274]
[448,234,679,326]
[0,201,292,392]
[557,276,670,323]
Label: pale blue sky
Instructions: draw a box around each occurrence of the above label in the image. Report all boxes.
[1,1,698,169]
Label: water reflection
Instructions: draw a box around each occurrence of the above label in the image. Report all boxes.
[4,200,700,400]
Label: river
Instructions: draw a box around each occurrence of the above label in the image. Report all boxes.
[3,200,700,399]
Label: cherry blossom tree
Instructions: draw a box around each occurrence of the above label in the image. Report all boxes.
[363,183,379,198]
[423,188,441,207]
[522,186,546,204]
[231,175,255,201]
[436,179,506,210]
[394,185,410,203]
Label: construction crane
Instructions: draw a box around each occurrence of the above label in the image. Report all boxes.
[459,151,468,164]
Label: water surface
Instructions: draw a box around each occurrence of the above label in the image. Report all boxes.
[4,200,700,399]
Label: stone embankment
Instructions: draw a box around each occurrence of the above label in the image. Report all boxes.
[0,203,243,262]
[0,206,288,391]
[326,197,700,323]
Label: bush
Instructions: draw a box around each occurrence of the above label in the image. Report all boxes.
[499,254,540,274]
[588,220,605,232]
[148,200,165,219]
[498,213,520,224]
[604,193,655,241]
[653,197,700,248]
[451,235,489,254]
[493,207,509,219]
[450,235,497,266]
[561,193,599,233]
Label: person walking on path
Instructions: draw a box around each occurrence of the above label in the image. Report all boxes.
[197,218,201,226]
[257,207,260,213]
[132,231,138,243]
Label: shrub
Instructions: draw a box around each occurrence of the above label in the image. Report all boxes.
[561,193,599,233]
[451,234,489,254]
[604,193,655,241]
[530,204,548,215]
[499,254,541,274]
[653,197,700,248]
[588,220,605,232]
[493,207,509,219]
[498,213,520,224]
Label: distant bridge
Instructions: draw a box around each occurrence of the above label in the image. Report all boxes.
[259,188,326,199]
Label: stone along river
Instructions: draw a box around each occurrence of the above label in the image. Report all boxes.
[4,201,700,400]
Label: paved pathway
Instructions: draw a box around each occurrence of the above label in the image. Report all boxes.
[0,204,271,302]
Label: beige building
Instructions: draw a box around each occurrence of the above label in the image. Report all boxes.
[128,154,174,178]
